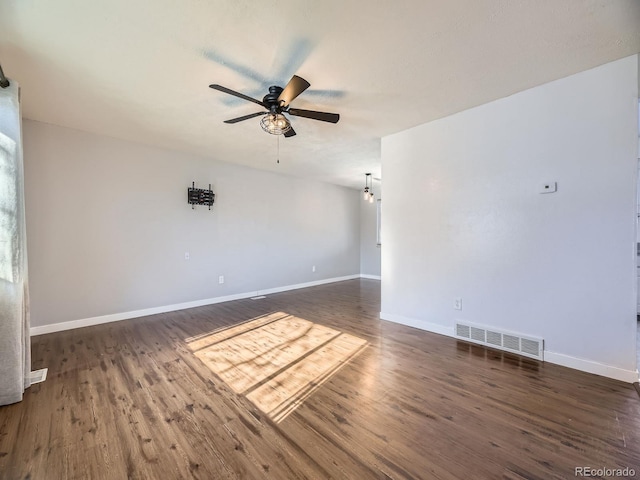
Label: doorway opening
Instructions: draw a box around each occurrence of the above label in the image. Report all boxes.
[636,99,640,378]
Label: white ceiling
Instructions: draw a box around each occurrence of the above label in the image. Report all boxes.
[1,1,639,189]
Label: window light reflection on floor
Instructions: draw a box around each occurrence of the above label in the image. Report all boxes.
[186,312,368,423]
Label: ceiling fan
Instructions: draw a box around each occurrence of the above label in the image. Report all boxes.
[209,75,340,138]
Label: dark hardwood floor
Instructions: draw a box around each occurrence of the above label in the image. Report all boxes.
[1,279,639,479]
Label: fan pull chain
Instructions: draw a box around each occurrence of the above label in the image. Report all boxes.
[277,134,280,164]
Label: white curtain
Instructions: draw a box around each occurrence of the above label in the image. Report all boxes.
[0,80,31,406]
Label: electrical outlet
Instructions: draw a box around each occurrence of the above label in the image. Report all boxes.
[312,265,316,272]
[218,275,224,284]
[184,252,190,260]
[454,297,462,310]
[539,182,557,194]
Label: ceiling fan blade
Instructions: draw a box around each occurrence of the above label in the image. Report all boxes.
[223,111,266,124]
[283,126,297,138]
[287,108,340,124]
[209,84,265,107]
[277,75,310,108]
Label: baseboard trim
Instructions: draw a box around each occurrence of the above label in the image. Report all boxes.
[380,311,639,383]
[360,274,382,280]
[543,351,639,383]
[30,274,361,336]
[379,312,454,337]
[257,274,361,296]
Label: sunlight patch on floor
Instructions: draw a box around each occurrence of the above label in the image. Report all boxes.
[186,312,368,422]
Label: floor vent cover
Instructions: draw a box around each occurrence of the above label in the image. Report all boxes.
[455,322,543,360]
[30,368,48,385]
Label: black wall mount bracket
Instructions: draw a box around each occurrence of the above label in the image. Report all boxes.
[188,182,215,210]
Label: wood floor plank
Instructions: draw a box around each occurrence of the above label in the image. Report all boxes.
[2,279,640,479]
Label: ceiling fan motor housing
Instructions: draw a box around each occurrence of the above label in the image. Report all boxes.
[263,86,284,112]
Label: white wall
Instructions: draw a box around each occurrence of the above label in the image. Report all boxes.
[381,55,639,382]
[23,120,360,329]
[360,191,381,278]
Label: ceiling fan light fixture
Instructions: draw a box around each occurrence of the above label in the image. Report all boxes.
[211,75,338,138]
[260,113,291,135]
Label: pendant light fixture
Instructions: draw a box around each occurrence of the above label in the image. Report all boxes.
[0,64,10,88]
[363,173,374,203]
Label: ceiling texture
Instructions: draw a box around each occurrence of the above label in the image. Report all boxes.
[1,1,639,189]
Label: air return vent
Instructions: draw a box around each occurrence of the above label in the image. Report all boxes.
[454,321,543,361]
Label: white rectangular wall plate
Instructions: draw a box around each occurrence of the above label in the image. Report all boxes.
[539,182,557,194]
[454,297,462,310]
